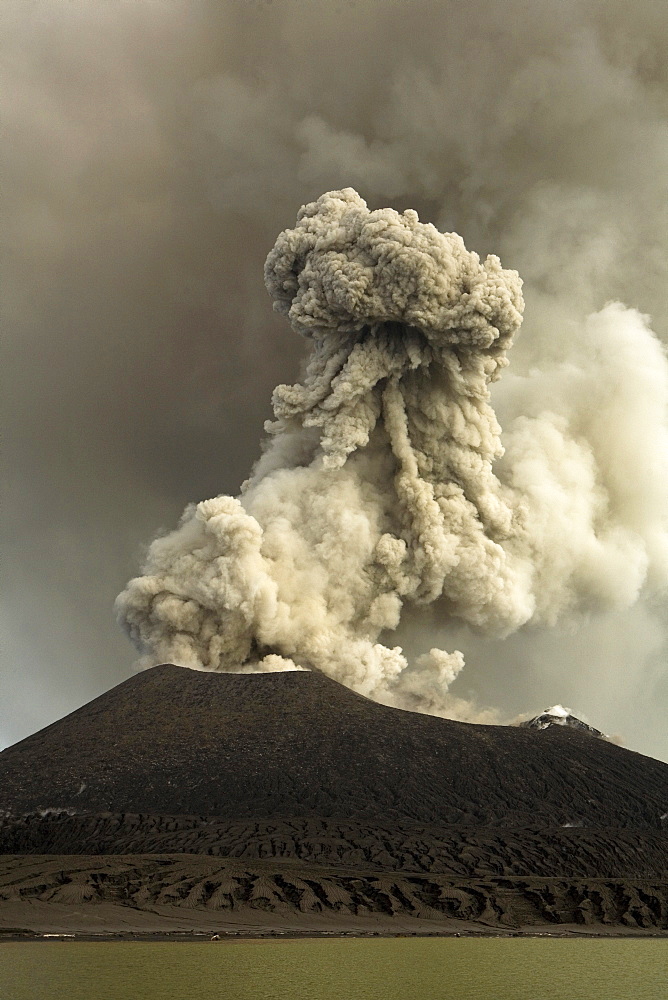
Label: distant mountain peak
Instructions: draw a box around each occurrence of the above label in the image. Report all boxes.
[521,705,607,738]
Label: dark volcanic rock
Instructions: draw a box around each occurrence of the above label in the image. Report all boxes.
[1,665,666,829]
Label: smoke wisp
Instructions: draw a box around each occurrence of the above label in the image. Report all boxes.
[116,188,668,719]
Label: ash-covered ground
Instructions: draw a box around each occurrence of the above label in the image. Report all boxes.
[1,666,667,935]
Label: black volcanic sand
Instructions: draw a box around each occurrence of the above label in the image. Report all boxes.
[3,813,668,881]
[1,855,667,938]
[1,665,667,936]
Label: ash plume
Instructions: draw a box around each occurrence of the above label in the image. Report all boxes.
[116,188,668,716]
[5,0,668,753]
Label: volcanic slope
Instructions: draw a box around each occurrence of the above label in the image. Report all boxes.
[1,664,666,830]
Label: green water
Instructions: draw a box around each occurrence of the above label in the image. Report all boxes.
[1,938,667,1000]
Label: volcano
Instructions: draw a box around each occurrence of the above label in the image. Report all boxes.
[1,664,666,829]
[2,665,668,936]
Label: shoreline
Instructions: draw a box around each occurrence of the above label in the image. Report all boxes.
[4,927,668,942]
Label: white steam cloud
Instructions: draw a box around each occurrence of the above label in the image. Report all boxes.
[115,188,668,718]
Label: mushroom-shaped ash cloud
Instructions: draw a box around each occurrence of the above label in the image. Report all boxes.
[116,190,668,720]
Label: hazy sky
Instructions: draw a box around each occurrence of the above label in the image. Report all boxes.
[3,0,668,760]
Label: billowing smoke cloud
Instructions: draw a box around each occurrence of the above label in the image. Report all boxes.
[4,0,668,755]
[115,188,668,718]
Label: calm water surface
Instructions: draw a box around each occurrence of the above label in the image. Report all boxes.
[2,938,667,1000]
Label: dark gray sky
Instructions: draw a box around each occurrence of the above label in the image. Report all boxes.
[3,0,668,759]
